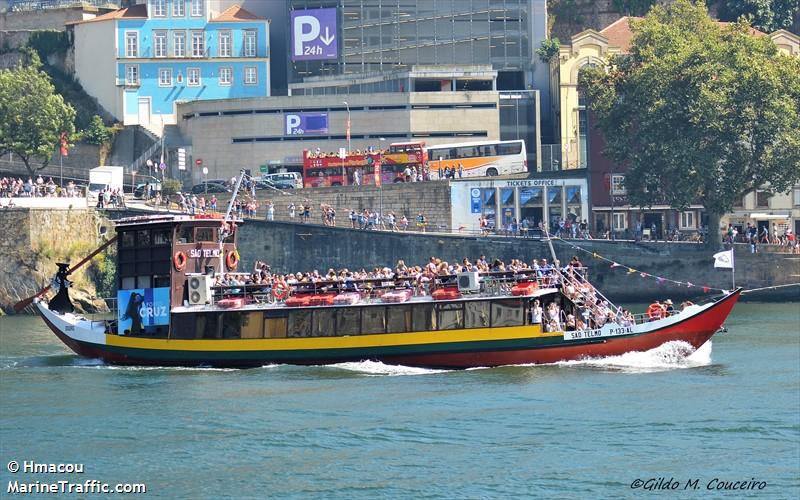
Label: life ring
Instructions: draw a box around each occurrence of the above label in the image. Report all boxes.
[173,251,187,271]
[272,282,290,300]
[647,303,664,320]
[225,251,239,270]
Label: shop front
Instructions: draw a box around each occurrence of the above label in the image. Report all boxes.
[451,178,589,234]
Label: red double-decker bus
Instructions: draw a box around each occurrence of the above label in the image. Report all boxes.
[303,141,427,188]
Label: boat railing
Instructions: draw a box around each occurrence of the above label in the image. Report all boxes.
[209,270,559,305]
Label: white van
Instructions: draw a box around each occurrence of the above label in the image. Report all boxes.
[260,172,302,189]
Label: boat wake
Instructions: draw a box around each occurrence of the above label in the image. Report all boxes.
[555,340,712,373]
[325,360,450,376]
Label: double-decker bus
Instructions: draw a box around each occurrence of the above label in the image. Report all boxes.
[426,139,527,178]
[302,141,427,187]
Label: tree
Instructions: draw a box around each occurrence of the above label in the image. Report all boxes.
[537,38,561,64]
[0,52,76,177]
[722,0,800,33]
[83,115,111,145]
[580,0,800,247]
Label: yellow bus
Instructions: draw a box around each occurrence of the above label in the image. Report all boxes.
[427,139,527,178]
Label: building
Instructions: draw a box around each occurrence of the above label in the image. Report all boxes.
[176,88,542,183]
[68,0,270,129]
[553,17,800,238]
[449,173,588,234]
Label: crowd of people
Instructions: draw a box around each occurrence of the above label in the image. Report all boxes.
[725,222,799,254]
[0,176,83,198]
[208,254,665,332]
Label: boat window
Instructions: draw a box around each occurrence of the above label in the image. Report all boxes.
[361,307,386,335]
[465,301,490,328]
[221,312,242,339]
[153,275,170,288]
[288,310,312,338]
[437,303,464,330]
[137,230,151,246]
[196,227,215,242]
[491,299,524,327]
[412,304,435,331]
[240,313,263,339]
[170,313,195,339]
[121,231,135,248]
[197,313,219,339]
[313,309,335,337]
[264,310,288,338]
[386,305,413,333]
[153,229,172,246]
[178,225,194,244]
[335,308,360,336]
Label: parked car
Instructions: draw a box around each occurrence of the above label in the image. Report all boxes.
[255,179,295,190]
[133,178,162,199]
[191,181,230,194]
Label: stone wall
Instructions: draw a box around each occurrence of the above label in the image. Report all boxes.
[213,181,455,231]
[237,220,800,302]
[0,143,103,182]
[0,208,110,313]
[0,5,103,30]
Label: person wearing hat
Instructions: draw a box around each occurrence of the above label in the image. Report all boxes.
[664,299,675,315]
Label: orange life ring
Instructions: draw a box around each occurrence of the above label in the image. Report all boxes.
[647,303,664,320]
[225,251,239,270]
[272,282,290,300]
[173,251,187,271]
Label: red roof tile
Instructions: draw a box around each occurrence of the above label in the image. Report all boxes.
[598,16,766,53]
[66,3,147,25]
[210,4,265,22]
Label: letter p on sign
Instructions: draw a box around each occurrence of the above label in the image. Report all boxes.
[294,15,320,56]
[286,114,301,135]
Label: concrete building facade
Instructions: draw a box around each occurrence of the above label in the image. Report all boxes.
[68,0,270,128]
[175,89,546,183]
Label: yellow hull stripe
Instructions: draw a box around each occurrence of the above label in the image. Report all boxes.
[105,325,560,352]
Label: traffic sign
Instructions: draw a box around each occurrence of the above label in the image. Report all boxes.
[260,165,268,174]
[195,158,203,166]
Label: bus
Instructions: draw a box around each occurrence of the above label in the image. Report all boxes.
[302,141,427,187]
[426,139,527,178]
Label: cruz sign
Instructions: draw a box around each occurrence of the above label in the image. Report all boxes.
[291,8,337,61]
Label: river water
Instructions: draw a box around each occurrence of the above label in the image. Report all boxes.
[1,303,798,498]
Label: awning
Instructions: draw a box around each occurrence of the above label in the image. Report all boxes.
[749,213,790,219]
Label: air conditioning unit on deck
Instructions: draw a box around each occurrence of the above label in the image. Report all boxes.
[457,272,480,292]
[188,274,212,305]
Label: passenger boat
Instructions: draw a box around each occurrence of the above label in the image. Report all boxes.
[26,174,741,369]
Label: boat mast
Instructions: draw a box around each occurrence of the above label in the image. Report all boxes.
[218,169,247,272]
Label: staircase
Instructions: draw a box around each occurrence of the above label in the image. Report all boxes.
[128,125,161,176]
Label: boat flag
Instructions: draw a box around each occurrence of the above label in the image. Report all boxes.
[713,249,734,269]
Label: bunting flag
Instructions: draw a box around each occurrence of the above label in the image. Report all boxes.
[59,132,69,157]
[550,236,727,293]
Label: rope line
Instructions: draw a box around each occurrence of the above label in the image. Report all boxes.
[551,236,728,293]
[740,283,800,294]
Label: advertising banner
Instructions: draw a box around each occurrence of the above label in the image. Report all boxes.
[285,112,329,135]
[117,287,170,334]
[291,8,338,61]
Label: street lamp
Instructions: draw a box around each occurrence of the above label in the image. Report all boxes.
[342,101,351,154]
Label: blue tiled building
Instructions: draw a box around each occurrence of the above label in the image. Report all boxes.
[69,0,270,127]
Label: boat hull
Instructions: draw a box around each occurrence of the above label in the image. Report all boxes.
[36,290,740,369]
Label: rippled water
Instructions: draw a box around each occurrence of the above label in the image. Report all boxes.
[1,303,798,498]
